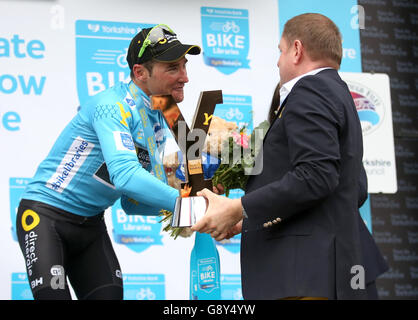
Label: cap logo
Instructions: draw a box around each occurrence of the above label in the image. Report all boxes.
[165,34,178,43]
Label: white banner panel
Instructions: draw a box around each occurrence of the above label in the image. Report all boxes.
[340,72,397,193]
[1,0,398,300]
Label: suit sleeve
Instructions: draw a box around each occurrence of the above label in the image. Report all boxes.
[91,100,179,213]
[358,164,368,208]
[242,78,342,226]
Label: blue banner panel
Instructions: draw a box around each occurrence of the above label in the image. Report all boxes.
[278,0,362,72]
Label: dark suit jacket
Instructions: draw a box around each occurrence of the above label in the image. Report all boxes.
[241,69,388,299]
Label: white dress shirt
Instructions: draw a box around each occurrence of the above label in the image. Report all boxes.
[279,67,333,107]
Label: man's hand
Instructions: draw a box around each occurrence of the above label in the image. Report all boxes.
[191,188,243,241]
[224,220,243,240]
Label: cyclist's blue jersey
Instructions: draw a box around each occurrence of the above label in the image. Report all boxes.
[23,81,179,217]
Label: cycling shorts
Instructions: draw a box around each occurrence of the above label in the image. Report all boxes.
[16,199,123,300]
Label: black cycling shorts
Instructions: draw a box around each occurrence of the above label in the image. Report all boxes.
[16,199,123,300]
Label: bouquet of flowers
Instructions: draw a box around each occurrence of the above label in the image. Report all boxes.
[159,209,195,240]
[159,119,270,239]
[212,120,270,197]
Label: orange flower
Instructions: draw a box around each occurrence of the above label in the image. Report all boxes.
[181,184,192,197]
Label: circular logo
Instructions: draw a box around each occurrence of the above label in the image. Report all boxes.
[347,81,385,135]
[21,209,40,232]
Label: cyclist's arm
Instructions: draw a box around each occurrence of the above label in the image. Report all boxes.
[121,111,179,215]
[91,101,179,213]
[120,195,165,216]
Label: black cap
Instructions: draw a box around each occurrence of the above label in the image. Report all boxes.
[127,25,201,69]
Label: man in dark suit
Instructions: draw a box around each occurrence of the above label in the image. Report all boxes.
[192,13,388,299]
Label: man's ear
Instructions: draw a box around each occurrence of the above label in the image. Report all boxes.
[132,64,148,81]
[293,40,304,64]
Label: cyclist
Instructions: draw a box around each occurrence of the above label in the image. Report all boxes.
[16,24,200,300]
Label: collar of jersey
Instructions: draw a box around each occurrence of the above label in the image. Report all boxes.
[127,81,152,110]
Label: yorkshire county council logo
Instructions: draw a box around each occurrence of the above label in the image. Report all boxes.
[75,20,154,106]
[201,7,250,75]
[111,199,163,254]
[347,81,385,135]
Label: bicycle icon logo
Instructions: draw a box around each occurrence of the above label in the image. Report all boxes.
[135,287,156,300]
[222,21,240,33]
[116,48,129,68]
[225,107,244,120]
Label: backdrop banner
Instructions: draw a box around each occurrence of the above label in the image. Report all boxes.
[1,0,411,300]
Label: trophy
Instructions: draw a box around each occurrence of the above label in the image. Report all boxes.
[152,91,222,228]
[151,90,223,197]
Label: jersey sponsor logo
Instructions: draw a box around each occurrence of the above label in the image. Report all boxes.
[113,131,136,152]
[117,102,132,128]
[30,277,43,290]
[46,137,94,193]
[125,97,136,109]
[135,146,151,169]
[121,133,135,150]
[24,230,39,277]
[21,210,40,232]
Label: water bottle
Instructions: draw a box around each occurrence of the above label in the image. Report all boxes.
[190,232,221,300]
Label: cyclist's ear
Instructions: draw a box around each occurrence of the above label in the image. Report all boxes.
[132,64,149,81]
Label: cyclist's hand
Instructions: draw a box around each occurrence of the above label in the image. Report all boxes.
[213,183,225,195]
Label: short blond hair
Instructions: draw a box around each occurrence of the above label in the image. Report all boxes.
[283,13,343,69]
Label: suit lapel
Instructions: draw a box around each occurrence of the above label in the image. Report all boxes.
[245,98,288,192]
[263,97,288,141]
